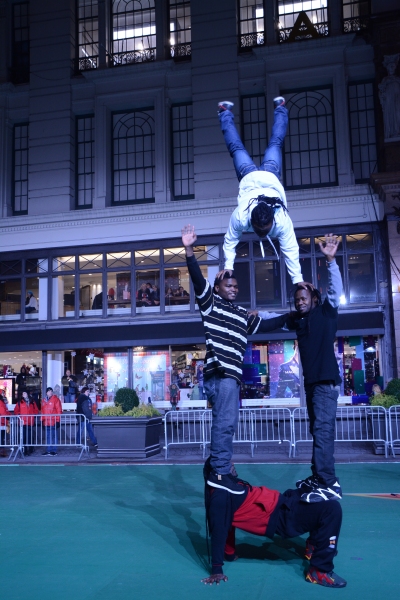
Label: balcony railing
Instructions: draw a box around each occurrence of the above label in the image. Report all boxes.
[111,48,156,66]
[239,31,265,50]
[170,42,191,60]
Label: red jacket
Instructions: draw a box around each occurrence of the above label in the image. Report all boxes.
[41,395,62,425]
[14,400,39,426]
[0,401,10,426]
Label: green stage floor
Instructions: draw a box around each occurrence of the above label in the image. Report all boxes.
[1,463,399,599]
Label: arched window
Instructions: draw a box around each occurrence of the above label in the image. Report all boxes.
[112,110,155,204]
[112,0,156,65]
[284,89,337,189]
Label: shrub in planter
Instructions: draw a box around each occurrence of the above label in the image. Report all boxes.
[114,387,139,413]
[125,404,161,418]
[384,378,400,402]
[370,394,399,409]
[98,405,124,416]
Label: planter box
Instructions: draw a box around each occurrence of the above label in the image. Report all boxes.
[92,416,163,459]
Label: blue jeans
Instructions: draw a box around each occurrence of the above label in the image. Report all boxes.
[64,392,76,403]
[219,105,288,181]
[77,420,97,445]
[204,374,240,474]
[46,426,58,452]
[305,383,339,487]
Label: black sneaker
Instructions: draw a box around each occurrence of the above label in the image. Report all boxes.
[50,452,58,456]
[207,471,245,495]
[273,96,286,109]
[301,481,342,503]
[41,451,51,456]
[296,475,319,491]
[305,567,347,588]
[218,101,234,114]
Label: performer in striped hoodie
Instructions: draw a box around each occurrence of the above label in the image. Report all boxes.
[182,224,287,494]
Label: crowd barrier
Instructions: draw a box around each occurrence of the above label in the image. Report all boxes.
[163,405,400,460]
[388,406,400,456]
[0,414,89,462]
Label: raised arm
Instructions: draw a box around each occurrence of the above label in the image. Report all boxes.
[182,224,210,301]
[318,233,343,308]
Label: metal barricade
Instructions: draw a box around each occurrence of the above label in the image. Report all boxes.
[388,405,400,456]
[202,409,258,458]
[292,406,389,457]
[250,408,293,457]
[0,415,23,461]
[164,410,207,459]
[11,414,89,461]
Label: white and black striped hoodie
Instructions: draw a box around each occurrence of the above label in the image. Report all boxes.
[186,254,286,383]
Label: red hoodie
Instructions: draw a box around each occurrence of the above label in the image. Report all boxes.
[41,395,62,426]
[14,400,39,426]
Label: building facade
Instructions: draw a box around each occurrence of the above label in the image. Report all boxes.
[0,0,399,405]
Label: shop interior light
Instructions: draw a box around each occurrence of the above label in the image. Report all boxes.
[339,295,347,304]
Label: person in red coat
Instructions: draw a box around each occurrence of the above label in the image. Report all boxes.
[14,391,39,455]
[202,460,346,589]
[0,392,10,457]
[40,387,62,456]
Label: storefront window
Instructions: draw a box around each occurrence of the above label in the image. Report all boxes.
[136,270,160,313]
[52,275,76,318]
[255,261,281,306]
[0,279,21,321]
[234,262,251,307]
[132,349,170,404]
[78,272,103,316]
[286,257,312,301]
[0,260,21,275]
[346,232,373,251]
[104,352,128,401]
[107,272,131,315]
[241,340,300,401]
[340,335,381,397]
[165,266,191,312]
[348,253,376,303]
[0,350,42,403]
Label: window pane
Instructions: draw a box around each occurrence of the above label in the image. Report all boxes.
[136,270,160,314]
[25,258,48,273]
[78,272,103,317]
[235,262,251,307]
[284,90,336,189]
[165,267,190,312]
[52,275,76,319]
[107,252,131,268]
[239,0,264,49]
[25,277,40,320]
[278,0,329,43]
[348,253,376,303]
[316,255,344,297]
[345,232,373,252]
[286,257,312,301]
[77,0,99,71]
[76,115,95,206]
[171,104,194,198]
[134,249,160,266]
[242,95,267,167]
[53,256,75,272]
[169,0,191,58]
[0,279,21,321]
[107,272,131,316]
[0,260,22,275]
[13,124,29,214]
[79,254,103,270]
[104,352,129,401]
[255,261,281,306]
[112,0,156,65]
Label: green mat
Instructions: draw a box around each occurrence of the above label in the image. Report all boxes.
[1,463,399,599]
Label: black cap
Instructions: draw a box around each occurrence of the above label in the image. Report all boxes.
[46,387,53,393]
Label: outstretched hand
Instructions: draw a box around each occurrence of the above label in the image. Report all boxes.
[201,574,228,586]
[181,224,197,248]
[318,233,339,262]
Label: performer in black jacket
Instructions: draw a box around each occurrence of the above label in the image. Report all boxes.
[202,461,346,588]
[286,233,343,502]
[182,224,287,495]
